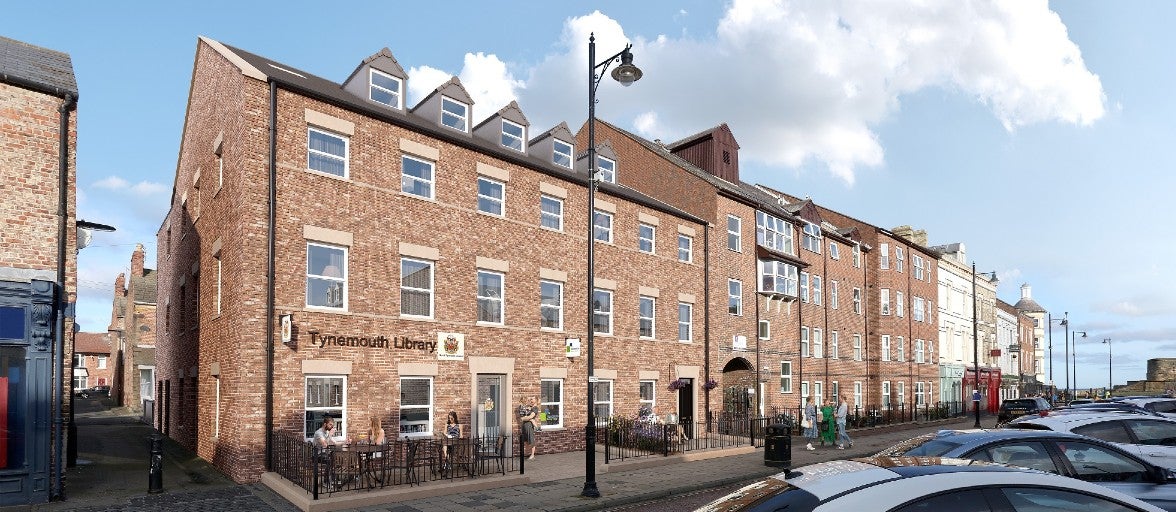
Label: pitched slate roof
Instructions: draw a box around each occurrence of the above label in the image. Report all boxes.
[203,39,703,226]
[132,269,158,305]
[0,35,78,98]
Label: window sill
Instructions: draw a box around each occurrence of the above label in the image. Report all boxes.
[305,168,351,182]
[540,327,563,333]
[400,315,435,322]
[306,306,350,315]
[476,321,506,328]
[539,225,564,234]
[400,191,436,202]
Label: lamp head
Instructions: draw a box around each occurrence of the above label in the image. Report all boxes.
[611,47,643,86]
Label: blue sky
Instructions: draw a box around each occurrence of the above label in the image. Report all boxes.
[7,1,1173,389]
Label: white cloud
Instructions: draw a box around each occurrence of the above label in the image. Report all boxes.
[90,175,167,197]
[437,2,1105,185]
[93,175,129,190]
[129,181,168,196]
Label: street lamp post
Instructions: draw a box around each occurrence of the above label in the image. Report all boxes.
[1073,330,1087,398]
[1103,338,1112,395]
[971,263,996,428]
[1071,330,1087,398]
[583,33,642,499]
[1047,312,1067,403]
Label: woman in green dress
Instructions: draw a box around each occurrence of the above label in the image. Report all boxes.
[820,399,836,446]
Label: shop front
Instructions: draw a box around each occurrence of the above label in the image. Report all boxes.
[0,279,57,505]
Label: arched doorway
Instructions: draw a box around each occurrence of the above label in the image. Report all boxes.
[720,357,755,416]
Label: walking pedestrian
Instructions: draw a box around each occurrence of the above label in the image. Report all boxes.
[835,395,853,449]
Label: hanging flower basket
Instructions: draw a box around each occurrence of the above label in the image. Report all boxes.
[703,378,719,391]
[667,378,689,391]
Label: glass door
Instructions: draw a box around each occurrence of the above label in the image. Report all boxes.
[475,374,504,439]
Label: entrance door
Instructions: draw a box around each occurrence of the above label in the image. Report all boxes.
[677,378,694,439]
[475,374,505,439]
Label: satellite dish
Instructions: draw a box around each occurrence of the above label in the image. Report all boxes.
[77,228,93,250]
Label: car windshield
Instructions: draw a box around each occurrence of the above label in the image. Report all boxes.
[877,434,964,457]
[1003,400,1036,409]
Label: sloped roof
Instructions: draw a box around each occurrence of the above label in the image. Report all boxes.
[472,100,529,132]
[199,39,704,227]
[0,35,78,98]
[598,119,802,224]
[75,332,110,354]
[132,269,158,304]
[1013,297,1047,313]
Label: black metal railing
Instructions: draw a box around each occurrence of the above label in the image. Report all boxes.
[782,400,967,435]
[600,415,759,462]
[270,431,519,499]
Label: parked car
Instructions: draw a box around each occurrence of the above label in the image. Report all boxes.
[875,428,1176,511]
[1008,413,1176,470]
[695,457,1165,512]
[1121,398,1176,419]
[89,385,110,397]
[72,388,90,398]
[997,397,1052,424]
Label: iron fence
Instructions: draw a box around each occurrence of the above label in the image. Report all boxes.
[270,430,518,500]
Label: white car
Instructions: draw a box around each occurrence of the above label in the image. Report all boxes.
[1009,412,1176,470]
[1121,398,1176,419]
[696,457,1165,512]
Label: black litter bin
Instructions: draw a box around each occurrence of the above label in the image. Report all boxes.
[764,422,792,468]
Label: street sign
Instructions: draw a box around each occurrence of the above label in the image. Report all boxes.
[588,376,600,383]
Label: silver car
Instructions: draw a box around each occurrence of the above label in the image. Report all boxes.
[696,457,1166,512]
[1009,412,1176,470]
[876,428,1176,511]
[1121,398,1176,419]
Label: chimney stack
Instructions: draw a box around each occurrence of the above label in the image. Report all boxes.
[114,273,126,295]
[131,243,145,277]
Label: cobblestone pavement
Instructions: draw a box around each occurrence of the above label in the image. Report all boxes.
[13,400,981,512]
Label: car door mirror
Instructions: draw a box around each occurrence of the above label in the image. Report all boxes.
[1158,466,1176,483]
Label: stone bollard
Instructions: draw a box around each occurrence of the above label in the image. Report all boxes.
[148,434,164,493]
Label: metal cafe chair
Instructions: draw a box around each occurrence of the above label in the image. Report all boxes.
[477,434,508,476]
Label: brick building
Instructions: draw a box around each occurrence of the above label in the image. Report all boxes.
[579,121,875,416]
[72,333,112,390]
[106,243,157,415]
[156,38,707,482]
[0,35,79,504]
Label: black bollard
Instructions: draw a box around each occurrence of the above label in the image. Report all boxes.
[148,434,164,493]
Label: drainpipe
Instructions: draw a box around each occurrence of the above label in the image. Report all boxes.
[55,92,76,500]
[265,80,277,471]
[703,224,711,423]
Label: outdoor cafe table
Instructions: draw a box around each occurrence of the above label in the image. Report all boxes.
[334,443,386,490]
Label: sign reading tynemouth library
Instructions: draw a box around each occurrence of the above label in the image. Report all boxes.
[310,332,437,352]
[309,331,466,360]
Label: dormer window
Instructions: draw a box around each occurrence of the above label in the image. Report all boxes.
[441,97,468,132]
[501,120,525,152]
[369,69,403,109]
[553,139,573,168]
[597,156,616,184]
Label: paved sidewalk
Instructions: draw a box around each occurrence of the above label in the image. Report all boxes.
[12,399,986,512]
